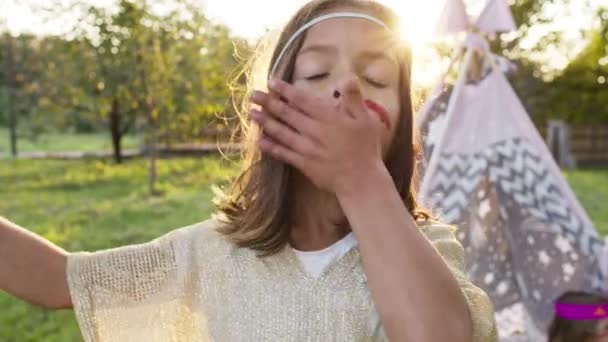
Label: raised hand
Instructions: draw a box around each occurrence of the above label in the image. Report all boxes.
[249,78,387,196]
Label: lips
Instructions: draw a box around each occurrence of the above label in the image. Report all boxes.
[364,99,391,130]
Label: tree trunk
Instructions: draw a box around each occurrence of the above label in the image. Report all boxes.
[135,37,157,196]
[109,98,123,163]
[147,118,157,195]
[8,94,16,157]
[5,35,17,157]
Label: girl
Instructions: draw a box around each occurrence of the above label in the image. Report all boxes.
[548,291,608,342]
[0,0,497,340]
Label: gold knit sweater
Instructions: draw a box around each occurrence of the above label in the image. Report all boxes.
[67,218,497,341]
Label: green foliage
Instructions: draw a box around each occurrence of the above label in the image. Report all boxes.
[0,33,63,141]
[545,8,608,124]
[492,0,572,64]
[497,4,608,125]
[0,0,251,153]
[75,0,246,145]
[0,156,240,341]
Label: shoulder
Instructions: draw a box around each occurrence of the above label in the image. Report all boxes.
[167,216,235,254]
[417,220,465,269]
[153,216,240,282]
[417,220,458,238]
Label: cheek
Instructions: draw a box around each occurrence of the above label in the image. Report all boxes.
[292,79,331,97]
[363,97,400,133]
[385,97,402,143]
[364,99,392,130]
[363,98,400,157]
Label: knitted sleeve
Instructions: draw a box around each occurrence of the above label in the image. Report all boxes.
[66,220,216,342]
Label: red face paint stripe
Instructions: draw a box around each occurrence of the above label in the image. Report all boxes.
[364,99,391,130]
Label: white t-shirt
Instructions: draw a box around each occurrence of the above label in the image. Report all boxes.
[292,232,358,278]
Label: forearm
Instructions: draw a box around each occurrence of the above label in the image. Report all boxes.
[0,216,71,309]
[336,164,472,342]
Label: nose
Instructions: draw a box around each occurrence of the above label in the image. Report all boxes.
[331,72,363,100]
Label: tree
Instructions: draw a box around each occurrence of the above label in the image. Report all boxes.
[480,1,608,127]
[545,7,608,124]
[30,0,244,170]
[1,33,17,156]
[4,0,247,191]
[0,33,56,157]
[73,0,242,192]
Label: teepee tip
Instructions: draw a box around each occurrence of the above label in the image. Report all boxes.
[475,0,517,34]
[434,0,470,36]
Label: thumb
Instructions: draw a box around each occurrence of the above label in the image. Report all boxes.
[340,78,366,119]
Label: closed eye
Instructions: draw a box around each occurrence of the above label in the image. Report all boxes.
[364,76,387,89]
[305,73,329,81]
[304,73,386,88]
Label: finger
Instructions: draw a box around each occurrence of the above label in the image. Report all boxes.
[251,90,294,118]
[250,110,319,157]
[267,79,329,121]
[339,78,367,120]
[258,94,321,140]
[250,90,271,108]
[259,135,307,171]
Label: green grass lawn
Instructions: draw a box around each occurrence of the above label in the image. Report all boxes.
[0,156,605,341]
[564,168,608,235]
[0,127,139,154]
[0,156,240,342]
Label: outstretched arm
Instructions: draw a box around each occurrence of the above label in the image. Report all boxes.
[0,216,71,309]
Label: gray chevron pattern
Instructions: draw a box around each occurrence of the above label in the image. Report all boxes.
[423,136,607,334]
[427,137,603,259]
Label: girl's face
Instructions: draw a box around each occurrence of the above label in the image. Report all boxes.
[291,15,402,155]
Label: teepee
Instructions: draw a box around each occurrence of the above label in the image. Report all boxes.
[417,0,607,339]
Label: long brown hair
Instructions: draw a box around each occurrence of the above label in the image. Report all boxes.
[216,0,430,256]
[548,291,608,342]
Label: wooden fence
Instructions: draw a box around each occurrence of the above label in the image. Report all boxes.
[570,125,608,166]
[547,121,608,167]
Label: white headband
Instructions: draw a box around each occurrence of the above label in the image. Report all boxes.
[269,12,391,78]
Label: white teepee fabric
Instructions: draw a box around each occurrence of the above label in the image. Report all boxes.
[420,3,606,339]
[475,0,517,34]
[434,0,470,35]
[416,48,607,341]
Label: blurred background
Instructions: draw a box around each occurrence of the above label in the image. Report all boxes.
[0,0,606,340]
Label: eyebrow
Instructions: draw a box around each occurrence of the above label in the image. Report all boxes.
[297,44,397,66]
[358,50,398,67]
[297,44,338,57]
